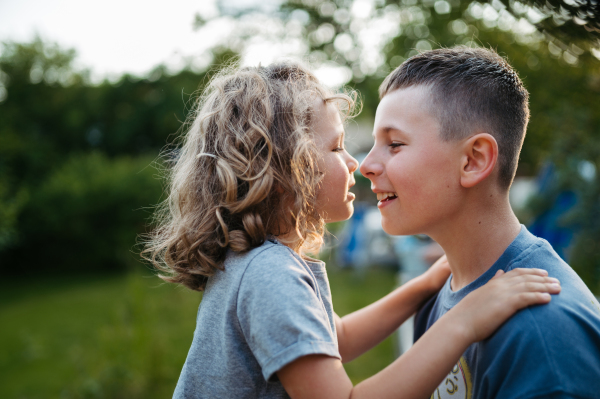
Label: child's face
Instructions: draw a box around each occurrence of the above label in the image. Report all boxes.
[360,86,464,236]
[313,101,359,223]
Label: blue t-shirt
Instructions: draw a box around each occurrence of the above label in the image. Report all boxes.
[414,226,600,399]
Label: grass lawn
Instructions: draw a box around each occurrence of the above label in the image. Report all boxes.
[0,262,398,398]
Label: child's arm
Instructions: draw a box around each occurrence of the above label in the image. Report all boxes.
[278,268,561,399]
[336,255,451,362]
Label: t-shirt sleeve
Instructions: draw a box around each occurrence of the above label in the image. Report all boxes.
[520,393,593,399]
[236,247,340,382]
[475,309,559,398]
[475,303,600,399]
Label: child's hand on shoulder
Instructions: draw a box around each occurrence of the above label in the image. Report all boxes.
[454,268,561,343]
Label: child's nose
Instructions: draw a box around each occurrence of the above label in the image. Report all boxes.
[347,155,359,174]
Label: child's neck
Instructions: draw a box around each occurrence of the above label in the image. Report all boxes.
[429,194,522,292]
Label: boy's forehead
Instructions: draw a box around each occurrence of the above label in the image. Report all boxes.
[374,86,439,131]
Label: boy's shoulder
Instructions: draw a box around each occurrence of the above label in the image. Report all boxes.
[499,228,600,339]
[416,227,600,397]
[475,229,600,398]
[504,228,566,274]
[504,229,595,306]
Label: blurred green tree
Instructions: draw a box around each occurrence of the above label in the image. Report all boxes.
[14,153,163,272]
[0,38,236,273]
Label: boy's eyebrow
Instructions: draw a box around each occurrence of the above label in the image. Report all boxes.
[373,125,405,137]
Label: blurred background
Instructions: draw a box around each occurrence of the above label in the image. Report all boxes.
[1,0,599,397]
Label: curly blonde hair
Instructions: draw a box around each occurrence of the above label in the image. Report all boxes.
[143,62,357,291]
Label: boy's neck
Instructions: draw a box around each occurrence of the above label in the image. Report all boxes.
[429,193,522,291]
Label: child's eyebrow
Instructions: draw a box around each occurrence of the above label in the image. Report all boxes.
[332,127,344,141]
[327,129,344,147]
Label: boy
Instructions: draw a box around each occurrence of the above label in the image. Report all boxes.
[360,47,600,399]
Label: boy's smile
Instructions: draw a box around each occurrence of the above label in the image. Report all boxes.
[360,85,464,237]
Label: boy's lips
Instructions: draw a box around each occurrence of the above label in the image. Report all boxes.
[377,196,397,208]
[374,191,398,208]
[376,192,397,201]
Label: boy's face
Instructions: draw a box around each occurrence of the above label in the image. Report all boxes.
[360,86,464,236]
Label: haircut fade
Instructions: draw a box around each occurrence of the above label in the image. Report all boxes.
[380,46,529,189]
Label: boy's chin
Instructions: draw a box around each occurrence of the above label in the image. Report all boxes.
[381,220,413,236]
[381,225,399,236]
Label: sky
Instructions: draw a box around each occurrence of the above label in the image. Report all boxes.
[0,0,286,82]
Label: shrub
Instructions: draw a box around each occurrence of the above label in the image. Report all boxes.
[2,153,162,274]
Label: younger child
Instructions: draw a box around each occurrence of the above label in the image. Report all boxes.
[145,62,560,399]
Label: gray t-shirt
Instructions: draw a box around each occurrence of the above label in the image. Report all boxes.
[173,239,340,398]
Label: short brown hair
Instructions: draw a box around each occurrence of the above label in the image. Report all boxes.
[380,46,529,189]
[143,62,356,291]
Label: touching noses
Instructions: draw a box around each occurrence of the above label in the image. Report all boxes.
[359,150,382,178]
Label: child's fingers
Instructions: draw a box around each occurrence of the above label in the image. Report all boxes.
[502,268,549,278]
[504,275,560,286]
[491,270,505,279]
[510,291,552,310]
[513,281,562,294]
[494,269,559,287]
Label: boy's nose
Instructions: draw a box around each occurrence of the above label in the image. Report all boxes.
[359,151,382,178]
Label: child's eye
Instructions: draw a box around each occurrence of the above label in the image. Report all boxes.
[333,147,345,152]
[389,142,405,149]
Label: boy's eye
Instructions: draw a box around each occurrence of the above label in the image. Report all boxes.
[333,146,345,152]
[389,142,405,149]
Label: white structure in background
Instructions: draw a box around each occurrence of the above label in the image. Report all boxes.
[509,177,537,214]
[393,235,443,355]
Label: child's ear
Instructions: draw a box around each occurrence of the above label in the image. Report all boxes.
[460,133,498,188]
[274,183,285,194]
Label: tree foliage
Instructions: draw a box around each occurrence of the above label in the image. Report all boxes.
[0,39,237,273]
[523,0,600,43]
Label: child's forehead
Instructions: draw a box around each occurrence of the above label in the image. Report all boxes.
[313,100,344,125]
[311,100,345,141]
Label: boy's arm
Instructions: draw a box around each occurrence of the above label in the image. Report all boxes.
[278,268,561,399]
[335,255,450,362]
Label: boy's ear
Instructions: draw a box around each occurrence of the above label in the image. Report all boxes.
[460,133,498,188]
